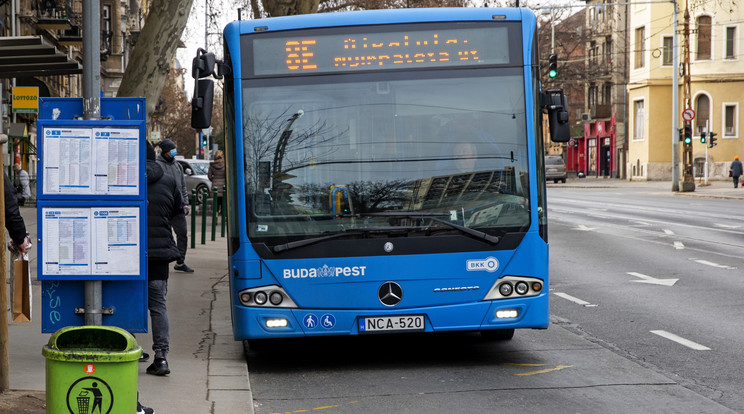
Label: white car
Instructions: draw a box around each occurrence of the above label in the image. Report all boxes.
[177,159,213,204]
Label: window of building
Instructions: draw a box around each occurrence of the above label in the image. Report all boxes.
[635,27,645,69]
[662,36,673,66]
[605,37,613,64]
[603,83,612,105]
[726,26,736,59]
[694,94,710,134]
[634,100,645,139]
[724,104,737,137]
[696,15,712,60]
[588,84,598,108]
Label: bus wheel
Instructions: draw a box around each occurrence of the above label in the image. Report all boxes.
[480,329,515,341]
[244,339,271,353]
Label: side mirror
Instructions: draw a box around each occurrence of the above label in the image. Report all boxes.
[185,168,193,175]
[542,89,571,143]
[191,79,214,129]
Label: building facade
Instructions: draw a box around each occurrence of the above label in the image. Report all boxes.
[628,0,744,181]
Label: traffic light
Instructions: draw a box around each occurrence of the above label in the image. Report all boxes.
[202,135,208,147]
[700,131,706,144]
[708,131,718,148]
[678,127,684,142]
[548,54,558,78]
[683,124,692,144]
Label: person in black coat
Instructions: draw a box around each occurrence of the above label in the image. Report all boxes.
[5,172,30,254]
[145,141,182,376]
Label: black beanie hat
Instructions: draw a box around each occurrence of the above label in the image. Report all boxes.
[159,139,176,153]
[146,141,156,161]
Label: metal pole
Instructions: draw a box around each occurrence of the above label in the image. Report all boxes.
[671,0,680,192]
[83,0,102,325]
[704,120,709,185]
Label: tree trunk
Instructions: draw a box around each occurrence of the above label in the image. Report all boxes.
[117,0,195,118]
[263,0,320,17]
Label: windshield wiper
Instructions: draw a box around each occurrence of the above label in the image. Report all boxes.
[273,231,363,253]
[356,212,500,245]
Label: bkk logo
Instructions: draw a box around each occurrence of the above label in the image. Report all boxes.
[466,257,499,272]
[283,264,367,279]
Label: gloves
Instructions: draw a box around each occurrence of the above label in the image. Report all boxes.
[8,234,32,254]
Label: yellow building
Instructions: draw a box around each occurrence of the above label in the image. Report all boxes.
[628,0,744,181]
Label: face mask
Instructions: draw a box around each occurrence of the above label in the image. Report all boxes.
[169,149,177,157]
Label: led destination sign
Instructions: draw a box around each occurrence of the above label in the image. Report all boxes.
[251,25,513,76]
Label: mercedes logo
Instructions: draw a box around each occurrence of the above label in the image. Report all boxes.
[378,282,403,307]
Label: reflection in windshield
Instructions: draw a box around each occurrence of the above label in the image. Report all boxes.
[243,70,530,245]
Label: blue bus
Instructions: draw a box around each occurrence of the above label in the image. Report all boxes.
[191,7,570,345]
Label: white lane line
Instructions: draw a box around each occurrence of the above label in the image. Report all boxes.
[553,292,596,307]
[650,330,711,351]
[575,225,595,231]
[663,229,675,235]
[693,259,737,270]
[673,241,685,250]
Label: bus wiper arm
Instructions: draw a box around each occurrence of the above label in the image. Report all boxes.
[273,231,363,253]
[356,212,500,245]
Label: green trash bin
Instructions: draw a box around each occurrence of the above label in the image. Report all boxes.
[42,326,142,414]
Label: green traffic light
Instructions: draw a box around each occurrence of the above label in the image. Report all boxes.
[548,69,557,78]
[684,136,691,144]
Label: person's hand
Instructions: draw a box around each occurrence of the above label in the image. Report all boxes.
[184,205,190,215]
[8,235,32,254]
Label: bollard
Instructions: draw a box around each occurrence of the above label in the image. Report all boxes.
[221,185,226,238]
[201,187,208,245]
[191,189,197,249]
[211,187,218,241]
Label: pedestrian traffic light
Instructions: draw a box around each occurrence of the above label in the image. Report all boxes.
[202,135,208,146]
[708,131,718,148]
[683,124,692,144]
[548,54,558,78]
[700,131,706,144]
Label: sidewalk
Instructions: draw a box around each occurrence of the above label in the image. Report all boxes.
[3,209,253,414]
[549,176,744,200]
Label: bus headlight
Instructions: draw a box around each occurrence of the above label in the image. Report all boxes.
[265,318,289,328]
[484,276,544,300]
[237,285,298,308]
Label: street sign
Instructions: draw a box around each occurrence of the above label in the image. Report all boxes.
[682,108,695,122]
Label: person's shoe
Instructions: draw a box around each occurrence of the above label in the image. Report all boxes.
[174,263,194,273]
[139,352,150,362]
[137,401,155,414]
[146,358,170,376]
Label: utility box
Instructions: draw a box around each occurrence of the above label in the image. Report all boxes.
[42,326,142,414]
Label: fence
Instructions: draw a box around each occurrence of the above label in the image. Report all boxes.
[190,185,226,248]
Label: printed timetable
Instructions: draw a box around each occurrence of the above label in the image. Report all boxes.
[43,127,140,195]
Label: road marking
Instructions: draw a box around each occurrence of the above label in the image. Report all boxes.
[553,292,596,307]
[650,330,711,351]
[664,229,675,235]
[693,259,737,270]
[713,223,740,229]
[627,272,678,286]
[575,225,595,231]
[515,365,573,376]
[673,241,685,249]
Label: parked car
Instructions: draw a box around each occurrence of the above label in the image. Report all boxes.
[177,159,212,203]
[545,155,567,183]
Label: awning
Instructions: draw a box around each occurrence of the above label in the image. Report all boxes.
[0,36,82,78]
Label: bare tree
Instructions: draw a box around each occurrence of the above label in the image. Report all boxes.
[117,0,195,118]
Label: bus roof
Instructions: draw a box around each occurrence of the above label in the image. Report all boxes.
[226,7,536,35]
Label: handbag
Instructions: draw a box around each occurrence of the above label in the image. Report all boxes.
[12,254,31,322]
[729,170,733,177]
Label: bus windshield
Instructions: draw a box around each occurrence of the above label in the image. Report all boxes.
[242,68,530,249]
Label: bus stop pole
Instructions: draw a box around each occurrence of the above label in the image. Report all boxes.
[82,0,103,326]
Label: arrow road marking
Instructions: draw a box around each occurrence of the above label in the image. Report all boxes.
[650,330,711,351]
[693,259,737,269]
[553,292,597,307]
[575,225,595,231]
[673,241,685,250]
[627,272,678,286]
[663,229,675,235]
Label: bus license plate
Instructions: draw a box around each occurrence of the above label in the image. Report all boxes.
[359,315,425,333]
